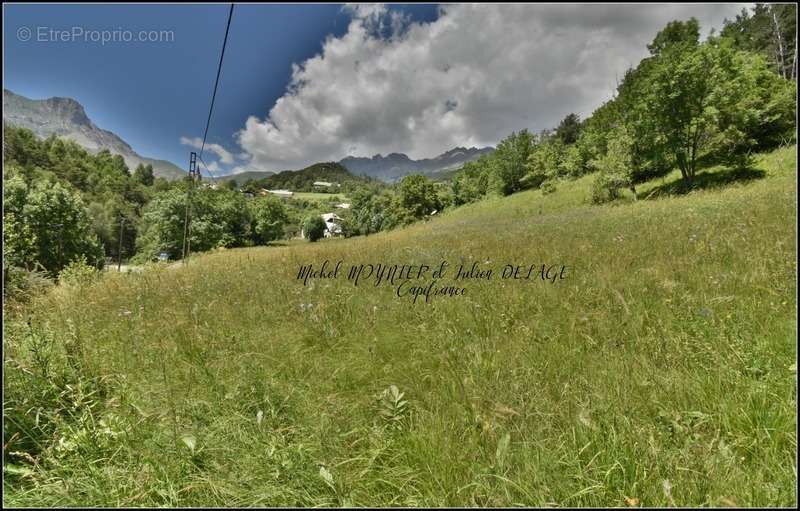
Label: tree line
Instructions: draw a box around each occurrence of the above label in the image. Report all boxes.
[438,13,796,207]
[3,128,291,280]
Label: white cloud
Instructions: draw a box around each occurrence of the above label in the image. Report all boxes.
[180,136,236,165]
[236,3,751,172]
[202,159,221,174]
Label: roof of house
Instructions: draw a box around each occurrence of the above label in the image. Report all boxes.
[321,212,342,222]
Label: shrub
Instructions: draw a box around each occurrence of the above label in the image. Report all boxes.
[541,180,558,195]
[58,255,100,287]
[591,172,630,204]
[302,215,326,242]
[2,265,54,307]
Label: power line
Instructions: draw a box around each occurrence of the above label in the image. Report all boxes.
[197,154,221,184]
[199,3,235,161]
[181,3,235,263]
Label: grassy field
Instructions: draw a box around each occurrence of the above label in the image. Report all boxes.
[3,146,796,507]
[291,192,348,202]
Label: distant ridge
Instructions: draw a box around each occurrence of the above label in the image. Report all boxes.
[339,146,494,182]
[219,146,495,184]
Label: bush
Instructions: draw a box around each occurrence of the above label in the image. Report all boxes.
[591,172,630,204]
[3,265,54,307]
[541,180,558,195]
[302,215,326,242]
[58,255,100,287]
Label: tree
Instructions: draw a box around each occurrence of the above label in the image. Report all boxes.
[133,163,155,186]
[647,18,700,56]
[136,187,252,260]
[722,4,797,80]
[3,124,48,173]
[3,172,38,271]
[525,137,564,186]
[711,49,797,157]
[250,197,288,245]
[86,197,137,260]
[302,215,326,242]
[645,34,796,184]
[590,126,637,203]
[493,129,535,195]
[451,157,492,205]
[3,173,104,275]
[346,187,399,234]
[396,174,441,223]
[646,40,729,183]
[559,143,589,177]
[555,113,582,145]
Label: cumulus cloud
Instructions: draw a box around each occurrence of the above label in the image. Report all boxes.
[180,136,236,165]
[236,3,750,172]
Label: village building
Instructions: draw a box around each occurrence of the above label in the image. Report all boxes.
[321,213,343,237]
[313,181,333,188]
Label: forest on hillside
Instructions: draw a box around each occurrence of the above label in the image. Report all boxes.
[236,162,379,193]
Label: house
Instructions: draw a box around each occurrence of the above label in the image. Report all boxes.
[313,181,341,190]
[321,213,343,238]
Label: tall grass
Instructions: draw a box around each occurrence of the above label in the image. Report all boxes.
[3,146,796,507]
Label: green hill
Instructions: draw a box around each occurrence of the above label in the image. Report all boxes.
[4,146,796,507]
[217,170,275,184]
[222,162,378,192]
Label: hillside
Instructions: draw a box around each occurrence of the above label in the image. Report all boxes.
[3,89,185,180]
[218,170,276,185]
[227,161,380,192]
[4,146,796,507]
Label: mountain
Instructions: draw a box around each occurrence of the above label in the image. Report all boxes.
[339,146,494,182]
[3,89,185,180]
[219,146,493,185]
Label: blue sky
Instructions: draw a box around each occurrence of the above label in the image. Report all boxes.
[3,3,439,172]
[4,3,745,174]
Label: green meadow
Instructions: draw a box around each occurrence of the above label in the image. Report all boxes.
[3,146,796,507]
[290,191,348,202]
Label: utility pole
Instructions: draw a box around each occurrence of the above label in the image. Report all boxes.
[182,152,198,263]
[117,216,125,272]
[54,223,64,272]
